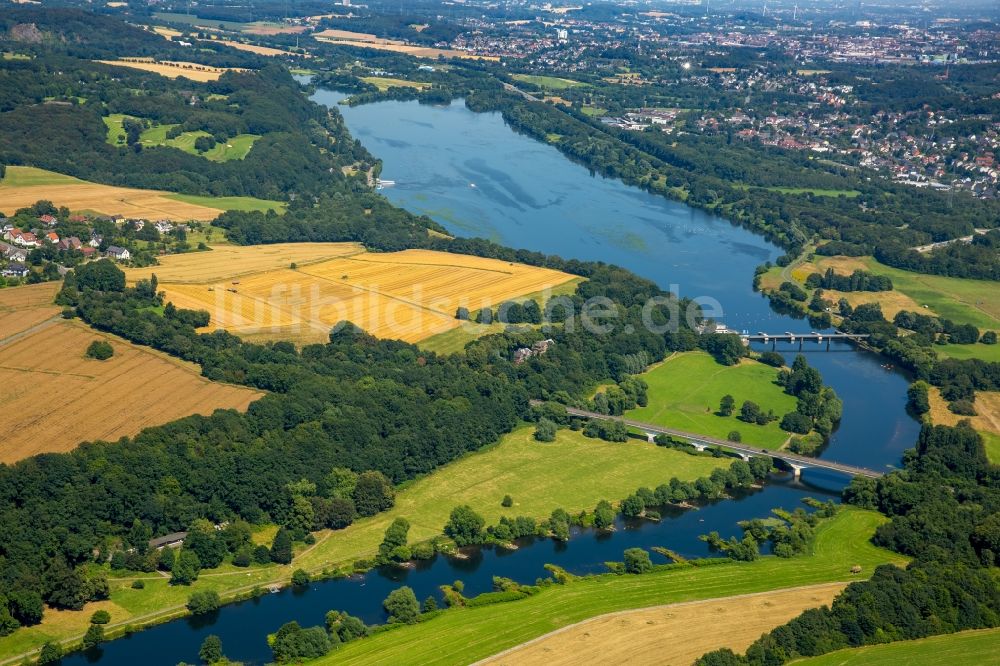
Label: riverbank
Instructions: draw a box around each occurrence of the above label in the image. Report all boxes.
[0,427,728,662]
[314,509,904,665]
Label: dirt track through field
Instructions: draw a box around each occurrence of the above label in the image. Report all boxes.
[479,582,847,666]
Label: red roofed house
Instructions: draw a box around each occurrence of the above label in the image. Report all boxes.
[4,229,39,248]
[45,231,59,244]
[38,214,58,227]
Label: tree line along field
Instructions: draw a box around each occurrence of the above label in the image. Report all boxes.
[0,284,262,463]
[125,243,579,345]
[0,426,727,656]
[625,352,799,450]
[790,628,1000,666]
[95,59,246,82]
[103,114,261,162]
[315,509,904,666]
[483,582,848,666]
[0,166,284,220]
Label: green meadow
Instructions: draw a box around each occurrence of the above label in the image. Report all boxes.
[103,114,260,161]
[627,352,798,449]
[512,73,588,89]
[318,509,904,665]
[791,628,1000,666]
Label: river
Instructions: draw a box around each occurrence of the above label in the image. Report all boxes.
[60,89,919,665]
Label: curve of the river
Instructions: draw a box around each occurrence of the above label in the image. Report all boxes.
[58,89,919,666]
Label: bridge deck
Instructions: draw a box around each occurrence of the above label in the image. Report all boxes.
[554,405,884,479]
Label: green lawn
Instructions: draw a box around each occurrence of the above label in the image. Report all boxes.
[318,509,904,665]
[512,74,588,90]
[627,352,799,449]
[294,426,727,573]
[360,77,430,92]
[790,628,1000,665]
[982,432,1000,466]
[0,165,82,187]
[167,193,285,214]
[738,184,860,198]
[418,323,505,355]
[936,342,1000,363]
[153,12,248,31]
[103,114,260,162]
[860,258,1000,332]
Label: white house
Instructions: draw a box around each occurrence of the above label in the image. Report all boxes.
[106,246,131,262]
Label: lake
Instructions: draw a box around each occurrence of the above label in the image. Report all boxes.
[59,88,919,665]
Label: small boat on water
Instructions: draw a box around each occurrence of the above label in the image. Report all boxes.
[375,178,396,190]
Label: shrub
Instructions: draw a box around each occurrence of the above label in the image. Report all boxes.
[501,494,513,507]
[444,505,484,546]
[534,418,557,442]
[130,580,144,589]
[383,586,420,624]
[90,610,110,625]
[85,340,114,360]
[186,590,220,615]
[780,411,812,434]
[948,399,977,416]
[623,548,653,574]
[82,623,104,649]
[38,641,63,664]
[291,569,310,587]
[727,430,742,442]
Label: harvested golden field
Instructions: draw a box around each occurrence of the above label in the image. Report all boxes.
[0,283,61,342]
[216,40,305,57]
[0,318,261,463]
[482,583,847,666]
[928,387,1000,438]
[0,166,228,221]
[313,29,496,60]
[96,59,247,81]
[823,289,922,321]
[151,26,182,39]
[126,244,578,345]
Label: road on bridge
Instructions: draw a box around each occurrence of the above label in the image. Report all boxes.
[540,404,885,480]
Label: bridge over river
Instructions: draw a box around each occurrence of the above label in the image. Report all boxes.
[547,405,885,480]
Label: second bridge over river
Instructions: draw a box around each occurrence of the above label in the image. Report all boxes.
[550,405,885,480]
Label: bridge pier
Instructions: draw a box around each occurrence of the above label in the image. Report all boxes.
[738,453,751,462]
[789,463,805,480]
[645,432,657,444]
[689,441,708,452]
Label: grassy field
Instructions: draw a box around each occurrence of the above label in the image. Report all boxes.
[360,77,430,91]
[791,628,1000,665]
[127,244,578,345]
[295,426,727,573]
[0,426,726,659]
[738,185,860,198]
[512,74,588,89]
[927,387,1000,446]
[626,352,798,449]
[0,166,280,219]
[103,114,260,161]
[313,30,496,60]
[484,582,848,666]
[96,59,246,82]
[807,256,1000,332]
[316,509,904,665]
[982,432,1000,465]
[0,288,261,463]
[935,342,1000,363]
